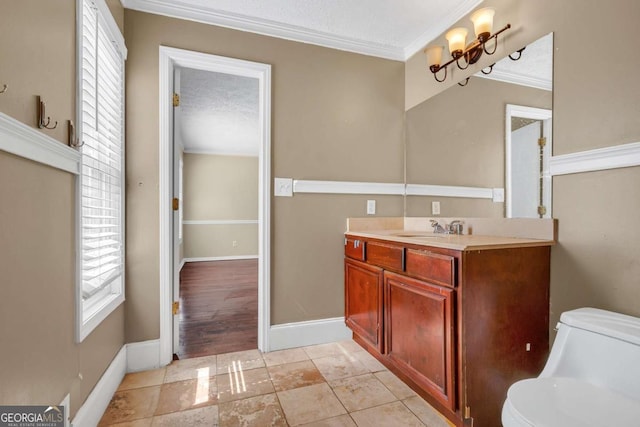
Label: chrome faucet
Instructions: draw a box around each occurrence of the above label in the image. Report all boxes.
[448,220,463,235]
[430,220,447,234]
[430,219,464,235]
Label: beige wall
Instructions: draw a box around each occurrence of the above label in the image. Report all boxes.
[124,10,405,339]
[405,76,551,218]
[0,0,125,417]
[183,153,258,258]
[405,0,640,333]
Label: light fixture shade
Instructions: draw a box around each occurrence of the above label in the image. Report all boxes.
[470,7,495,41]
[445,27,468,57]
[425,46,444,68]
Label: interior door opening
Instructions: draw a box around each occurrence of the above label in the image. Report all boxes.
[173,65,261,359]
[159,47,271,365]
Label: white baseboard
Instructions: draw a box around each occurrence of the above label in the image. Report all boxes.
[72,346,126,427]
[126,339,161,373]
[268,317,351,351]
[179,258,186,271]
[184,255,258,263]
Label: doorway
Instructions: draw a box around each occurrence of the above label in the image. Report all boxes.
[505,104,552,218]
[175,66,262,358]
[159,47,271,366]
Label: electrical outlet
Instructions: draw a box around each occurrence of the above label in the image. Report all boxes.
[232,240,238,247]
[367,200,376,215]
[432,201,441,215]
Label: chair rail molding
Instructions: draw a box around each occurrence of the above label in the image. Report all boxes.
[550,141,640,176]
[0,113,80,174]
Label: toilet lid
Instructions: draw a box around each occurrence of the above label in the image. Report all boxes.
[507,377,640,427]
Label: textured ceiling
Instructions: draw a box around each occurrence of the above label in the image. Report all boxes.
[179,67,260,156]
[122,0,483,60]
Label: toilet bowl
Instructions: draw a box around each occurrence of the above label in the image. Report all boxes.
[502,307,640,427]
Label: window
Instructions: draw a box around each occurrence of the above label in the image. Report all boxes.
[77,0,126,341]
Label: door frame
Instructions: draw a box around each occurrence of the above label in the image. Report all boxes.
[159,46,271,365]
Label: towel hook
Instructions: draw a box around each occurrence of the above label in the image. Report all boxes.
[37,96,58,130]
[0,84,7,94]
[68,120,84,148]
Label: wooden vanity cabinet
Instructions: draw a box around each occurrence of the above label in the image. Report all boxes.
[344,234,551,427]
[385,271,455,411]
[344,257,384,352]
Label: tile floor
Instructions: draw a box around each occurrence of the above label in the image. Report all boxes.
[98,340,454,426]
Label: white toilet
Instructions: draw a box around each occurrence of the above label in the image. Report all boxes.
[502,307,640,427]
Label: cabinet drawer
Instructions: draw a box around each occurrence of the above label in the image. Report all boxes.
[367,241,404,271]
[405,249,456,288]
[345,237,366,261]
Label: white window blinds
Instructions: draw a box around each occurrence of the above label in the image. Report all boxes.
[78,0,126,340]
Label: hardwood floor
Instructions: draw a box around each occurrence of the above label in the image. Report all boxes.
[177,259,258,359]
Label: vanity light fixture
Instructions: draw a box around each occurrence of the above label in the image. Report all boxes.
[424,7,516,83]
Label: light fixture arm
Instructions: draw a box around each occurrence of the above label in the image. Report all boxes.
[426,23,511,83]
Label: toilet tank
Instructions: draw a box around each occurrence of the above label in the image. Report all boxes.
[540,308,640,401]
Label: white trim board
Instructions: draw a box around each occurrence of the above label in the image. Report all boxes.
[406,183,495,199]
[184,255,259,263]
[290,179,502,202]
[293,180,404,195]
[126,339,161,373]
[550,141,640,176]
[72,346,126,427]
[0,113,80,175]
[269,317,352,351]
[183,219,259,225]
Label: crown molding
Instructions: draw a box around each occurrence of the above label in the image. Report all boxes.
[476,68,552,91]
[122,0,404,60]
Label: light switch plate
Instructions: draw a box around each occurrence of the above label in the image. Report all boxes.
[432,201,440,215]
[367,199,376,215]
[274,178,293,197]
[493,188,505,203]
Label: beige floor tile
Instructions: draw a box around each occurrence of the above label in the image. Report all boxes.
[216,367,274,403]
[164,354,217,384]
[218,393,287,426]
[99,386,160,425]
[350,350,387,373]
[313,354,368,382]
[118,369,166,391]
[151,405,218,426]
[263,347,309,367]
[403,396,453,427]
[350,401,424,427]
[303,342,359,360]
[300,414,356,426]
[268,360,325,392]
[277,383,347,426]
[374,370,417,400]
[330,374,397,412]
[106,418,153,427]
[155,377,217,415]
[217,349,265,375]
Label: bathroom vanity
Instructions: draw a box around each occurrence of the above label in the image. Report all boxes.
[344,217,555,427]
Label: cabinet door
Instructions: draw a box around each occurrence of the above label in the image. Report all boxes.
[345,258,384,353]
[385,271,455,411]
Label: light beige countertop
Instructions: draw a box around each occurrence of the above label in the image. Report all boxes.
[346,217,557,251]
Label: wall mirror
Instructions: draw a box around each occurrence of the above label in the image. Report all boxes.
[405,32,553,219]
